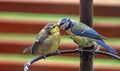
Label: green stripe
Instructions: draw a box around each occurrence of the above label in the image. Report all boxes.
[0,12,79,21]
[0,12,120,24]
[0,53,120,66]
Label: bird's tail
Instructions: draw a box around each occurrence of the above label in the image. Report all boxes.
[95,40,118,55]
[23,46,32,53]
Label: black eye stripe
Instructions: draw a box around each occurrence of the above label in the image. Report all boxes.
[59,22,64,26]
[59,18,70,26]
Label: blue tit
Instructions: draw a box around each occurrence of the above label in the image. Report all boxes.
[23,23,61,55]
[58,18,117,55]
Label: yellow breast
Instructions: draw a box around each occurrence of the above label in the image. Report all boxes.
[66,29,95,47]
[44,32,61,54]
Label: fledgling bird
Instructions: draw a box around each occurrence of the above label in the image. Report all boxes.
[58,18,118,55]
[23,23,61,56]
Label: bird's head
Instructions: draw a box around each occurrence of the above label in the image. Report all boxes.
[57,18,74,30]
[45,23,59,34]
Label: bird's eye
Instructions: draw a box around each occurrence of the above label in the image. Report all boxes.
[58,22,64,26]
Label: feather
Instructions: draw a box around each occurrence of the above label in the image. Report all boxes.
[71,23,106,40]
[32,34,48,55]
[95,40,118,55]
[23,46,32,53]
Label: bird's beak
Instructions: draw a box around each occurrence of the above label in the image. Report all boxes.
[51,25,60,33]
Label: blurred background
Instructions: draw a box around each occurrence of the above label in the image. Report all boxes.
[0,0,120,71]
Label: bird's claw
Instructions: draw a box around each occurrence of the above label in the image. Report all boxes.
[89,45,100,56]
[90,49,95,55]
[42,54,47,59]
[95,45,100,51]
[56,50,61,55]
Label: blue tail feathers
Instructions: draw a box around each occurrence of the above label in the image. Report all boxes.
[95,40,118,55]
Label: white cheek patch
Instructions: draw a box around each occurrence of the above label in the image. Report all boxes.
[57,21,61,26]
[65,22,70,27]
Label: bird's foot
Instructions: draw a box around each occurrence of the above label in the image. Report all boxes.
[76,47,82,52]
[90,49,95,55]
[56,50,61,55]
[76,46,82,56]
[42,54,47,59]
[89,45,100,56]
[95,45,100,51]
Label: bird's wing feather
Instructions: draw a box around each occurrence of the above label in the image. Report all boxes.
[38,38,53,54]
[95,40,118,55]
[23,46,32,53]
[32,33,49,55]
[71,26,106,40]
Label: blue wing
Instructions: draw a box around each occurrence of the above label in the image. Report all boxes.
[71,28,106,39]
[95,40,118,55]
[70,23,117,55]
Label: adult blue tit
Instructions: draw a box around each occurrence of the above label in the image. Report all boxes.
[23,23,61,55]
[58,18,118,55]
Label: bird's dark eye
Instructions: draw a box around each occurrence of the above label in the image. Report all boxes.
[59,22,64,26]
